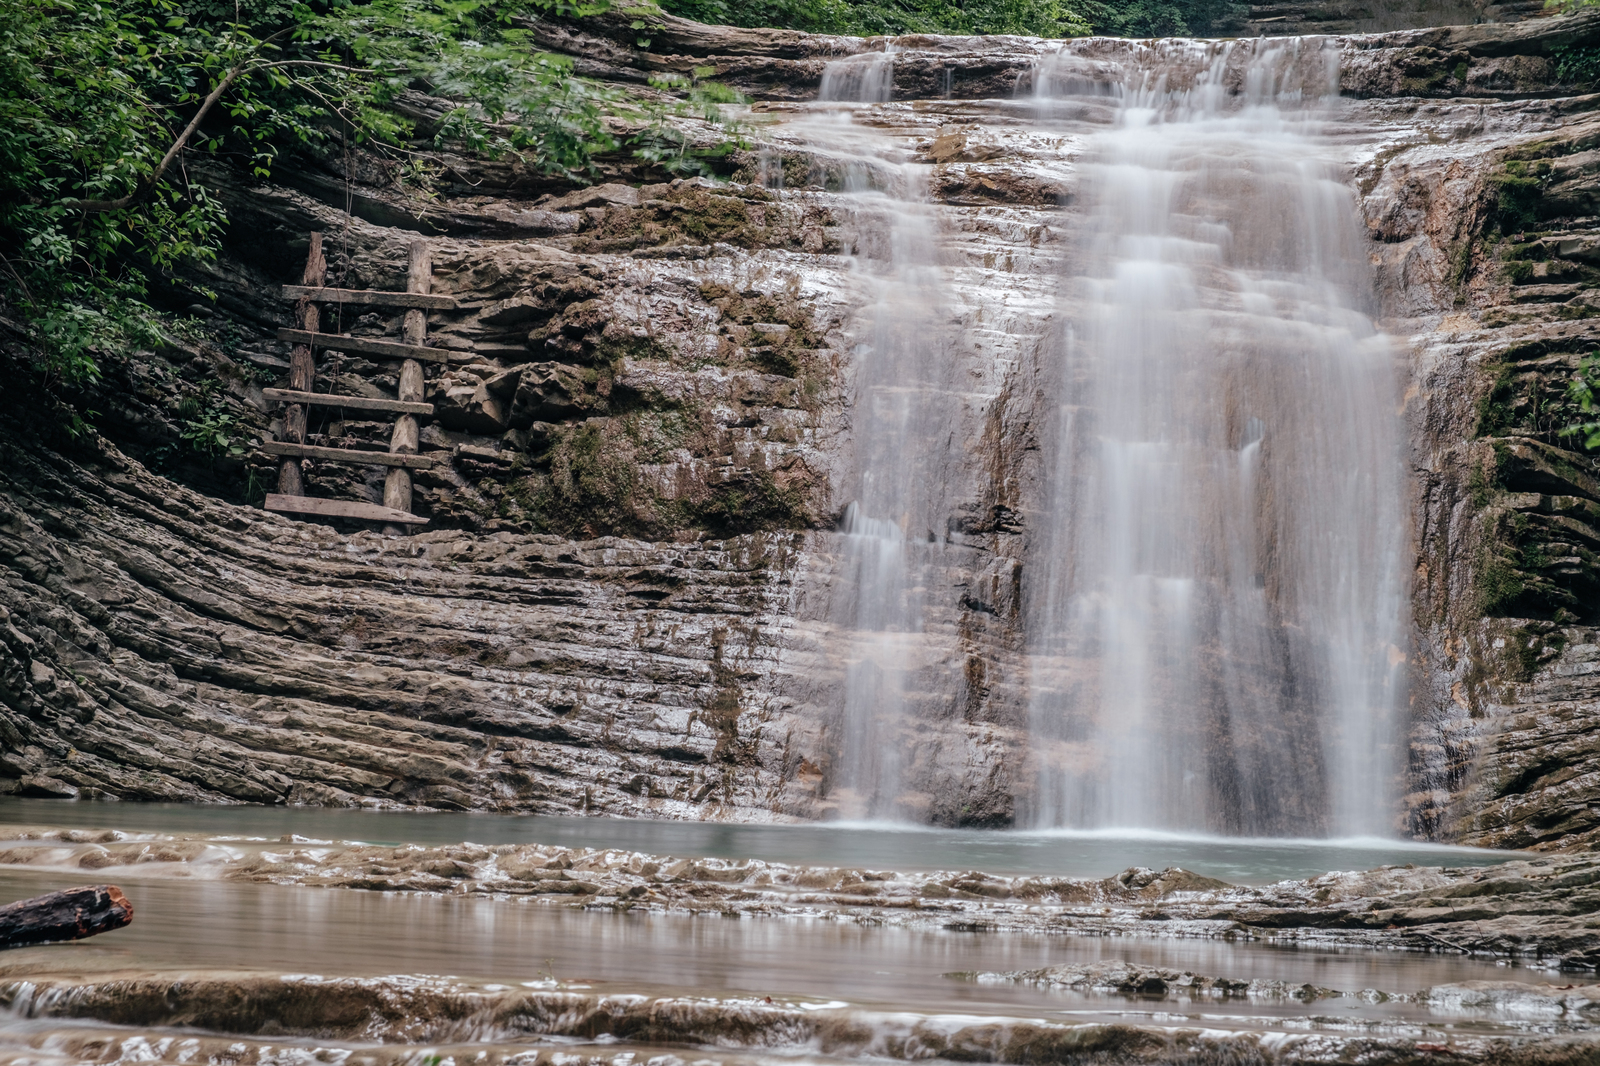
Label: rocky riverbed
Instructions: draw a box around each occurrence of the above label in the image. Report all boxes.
[5,819,1600,1064]
[5,823,1600,971]
[5,971,1600,1065]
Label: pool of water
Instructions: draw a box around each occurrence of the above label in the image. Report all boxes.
[0,804,1576,1062]
[0,871,1544,1030]
[0,798,1521,886]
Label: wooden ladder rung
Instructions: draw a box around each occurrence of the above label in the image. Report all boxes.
[280,285,459,310]
[276,329,463,364]
[264,494,429,525]
[263,388,434,416]
[260,441,436,469]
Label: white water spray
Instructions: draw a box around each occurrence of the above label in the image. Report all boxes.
[1025,39,1408,836]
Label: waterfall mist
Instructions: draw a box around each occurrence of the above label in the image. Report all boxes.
[1024,40,1409,836]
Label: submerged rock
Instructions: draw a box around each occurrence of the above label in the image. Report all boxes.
[7,823,1600,971]
[0,967,1597,1065]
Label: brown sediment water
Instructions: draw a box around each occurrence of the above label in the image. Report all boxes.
[1,809,1598,1065]
[0,870,1540,1009]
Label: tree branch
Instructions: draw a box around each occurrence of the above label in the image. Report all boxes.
[59,60,251,214]
[254,59,367,72]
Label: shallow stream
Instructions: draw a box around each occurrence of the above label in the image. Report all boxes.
[0,801,1586,1066]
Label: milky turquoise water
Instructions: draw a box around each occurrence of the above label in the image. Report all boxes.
[0,796,1520,885]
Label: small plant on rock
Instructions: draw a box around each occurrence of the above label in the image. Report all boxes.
[632,68,748,178]
[1558,353,1600,451]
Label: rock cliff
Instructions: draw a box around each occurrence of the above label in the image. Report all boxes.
[5,6,1600,843]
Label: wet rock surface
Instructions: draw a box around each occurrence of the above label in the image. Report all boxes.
[9,825,1600,972]
[0,439,816,817]
[4,8,1600,837]
[960,959,1600,1021]
[3,970,1597,1065]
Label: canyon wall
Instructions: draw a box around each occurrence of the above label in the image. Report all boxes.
[5,7,1600,844]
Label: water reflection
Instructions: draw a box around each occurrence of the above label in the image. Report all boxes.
[0,872,1543,1029]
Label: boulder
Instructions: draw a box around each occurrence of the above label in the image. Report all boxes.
[509,363,592,428]
[432,372,509,435]
[540,182,640,211]
[480,295,551,328]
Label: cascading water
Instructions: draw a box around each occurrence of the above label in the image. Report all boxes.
[806,58,964,819]
[818,50,898,103]
[1024,39,1409,836]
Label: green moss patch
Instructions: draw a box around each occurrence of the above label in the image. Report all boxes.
[1490,160,1553,234]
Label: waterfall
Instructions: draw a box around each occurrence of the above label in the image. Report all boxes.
[809,55,963,820]
[819,50,897,104]
[1024,39,1409,836]
[785,36,1409,835]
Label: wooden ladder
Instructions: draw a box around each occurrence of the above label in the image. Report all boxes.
[262,231,459,530]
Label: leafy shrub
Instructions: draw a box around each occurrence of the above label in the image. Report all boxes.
[1559,352,1600,451]
[659,0,1243,36]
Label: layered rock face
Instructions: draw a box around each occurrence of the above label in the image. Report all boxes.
[1245,0,1546,36]
[5,7,1600,841]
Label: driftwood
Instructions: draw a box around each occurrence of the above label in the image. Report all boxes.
[0,885,133,949]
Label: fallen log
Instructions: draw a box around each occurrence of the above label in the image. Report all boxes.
[0,886,133,949]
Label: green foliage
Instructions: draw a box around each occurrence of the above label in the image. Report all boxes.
[662,0,1092,36]
[1490,160,1552,232]
[180,406,245,458]
[1475,354,1600,452]
[1467,457,1493,509]
[1551,42,1600,85]
[1075,0,1241,36]
[632,68,747,177]
[177,381,246,458]
[29,289,165,387]
[315,0,619,179]
[659,0,1239,36]
[1477,547,1526,616]
[0,0,744,411]
[1558,352,1600,451]
[1476,364,1515,439]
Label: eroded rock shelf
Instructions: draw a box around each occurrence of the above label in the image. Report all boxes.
[5,7,1600,848]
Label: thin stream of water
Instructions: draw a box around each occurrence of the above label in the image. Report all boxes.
[812,62,967,820]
